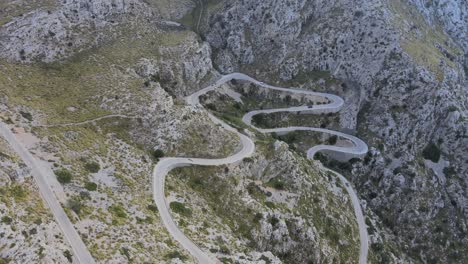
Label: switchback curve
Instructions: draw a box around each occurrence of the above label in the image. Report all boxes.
[153,73,369,264]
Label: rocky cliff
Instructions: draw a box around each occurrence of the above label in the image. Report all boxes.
[201,0,467,262]
[0,0,466,263]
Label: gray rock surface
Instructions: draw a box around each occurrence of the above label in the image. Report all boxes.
[0,0,466,263]
[408,0,467,53]
[202,0,467,262]
[0,0,155,62]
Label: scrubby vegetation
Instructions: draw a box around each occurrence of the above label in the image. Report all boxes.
[164,250,188,261]
[389,0,463,81]
[1,215,12,224]
[151,149,165,159]
[84,162,100,173]
[84,182,98,191]
[166,145,361,262]
[54,169,73,184]
[109,204,128,225]
[328,135,338,145]
[169,202,192,218]
[265,177,286,190]
[67,197,83,215]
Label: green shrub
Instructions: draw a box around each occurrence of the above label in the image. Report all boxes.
[19,111,33,121]
[253,212,263,223]
[169,202,192,217]
[328,135,338,145]
[266,177,285,190]
[265,201,276,209]
[67,198,82,215]
[278,132,298,144]
[242,157,254,163]
[109,204,127,219]
[205,103,217,111]
[314,152,328,163]
[120,247,131,261]
[29,227,37,235]
[1,216,12,225]
[165,251,187,261]
[152,149,165,159]
[136,216,153,224]
[269,216,280,226]
[233,102,242,110]
[84,162,100,173]
[252,114,268,127]
[147,204,158,213]
[10,184,28,201]
[79,191,90,200]
[84,182,98,191]
[63,250,72,262]
[422,142,441,162]
[219,245,231,255]
[150,74,160,83]
[54,169,72,184]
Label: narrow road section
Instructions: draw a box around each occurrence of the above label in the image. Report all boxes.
[0,122,96,264]
[35,114,134,128]
[323,167,369,264]
[153,73,369,264]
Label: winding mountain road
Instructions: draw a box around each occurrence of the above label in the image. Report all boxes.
[0,122,96,264]
[153,73,369,264]
[0,71,367,264]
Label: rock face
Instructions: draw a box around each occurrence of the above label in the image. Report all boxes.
[0,1,238,262]
[141,36,215,96]
[0,0,155,62]
[167,139,363,263]
[0,0,466,263]
[407,0,467,53]
[202,0,467,262]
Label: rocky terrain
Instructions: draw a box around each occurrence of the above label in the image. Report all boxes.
[0,0,466,263]
[0,136,72,263]
[0,0,238,262]
[201,0,467,262]
[167,139,361,263]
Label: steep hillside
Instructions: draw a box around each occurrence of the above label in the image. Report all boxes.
[0,0,466,263]
[0,136,72,263]
[0,0,238,262]
[201,0,467,262]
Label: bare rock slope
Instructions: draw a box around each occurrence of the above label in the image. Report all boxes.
[202,0,467,262]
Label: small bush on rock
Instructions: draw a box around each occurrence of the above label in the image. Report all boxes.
[422,142,441,163]
[84,162,100,173]
[84,182,97,191]
[328,135,338,145]
[55,169,72,184]
[169,202,192,217]
[152,149,165,159]
[1,216,12,225]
